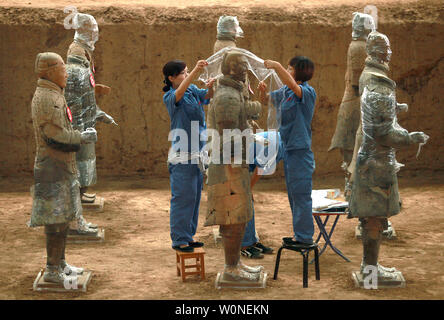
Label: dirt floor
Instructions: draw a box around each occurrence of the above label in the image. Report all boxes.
[0,172,443,300]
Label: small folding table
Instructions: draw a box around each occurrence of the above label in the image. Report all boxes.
[312,207,350,263]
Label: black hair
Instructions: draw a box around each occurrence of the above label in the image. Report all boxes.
[288,56,314,82]
[162,60,186,92]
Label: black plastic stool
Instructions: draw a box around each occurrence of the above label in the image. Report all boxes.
[273,241,320,288]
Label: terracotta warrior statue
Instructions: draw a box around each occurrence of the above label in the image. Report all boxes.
[65,12,114,202]
[349,31,428,286]
[64,13,114,234]
[30,52,97,283]
[329,12,375,199]
[205,50,265,286]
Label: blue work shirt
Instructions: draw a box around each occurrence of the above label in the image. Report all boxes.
[163,84,209,153]
[271,82,316,151]
[248,131,284,175]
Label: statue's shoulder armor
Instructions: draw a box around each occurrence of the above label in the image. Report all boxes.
[364,72,395,95]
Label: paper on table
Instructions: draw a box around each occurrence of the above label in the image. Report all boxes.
[311,189,348,211]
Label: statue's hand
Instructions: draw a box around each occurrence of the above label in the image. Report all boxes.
[81,127,97,144]
[103,113,118,126]
[409,132,428,144]
[397,103,408,113]
[95,84,111,96]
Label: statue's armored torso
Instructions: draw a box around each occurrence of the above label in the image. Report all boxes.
[65,52,98,187]
[205,76,261,226]
[349,59,409,218]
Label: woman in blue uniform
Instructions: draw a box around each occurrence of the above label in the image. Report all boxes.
[259,56,316,247]
[241,130,284,259]
[162,60,214,252]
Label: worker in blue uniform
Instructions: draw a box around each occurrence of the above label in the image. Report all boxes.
[259,56,316,247]
[162,59,215,252]
[241,130,284,259]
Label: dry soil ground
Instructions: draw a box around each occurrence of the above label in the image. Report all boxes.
[0,172,443,300]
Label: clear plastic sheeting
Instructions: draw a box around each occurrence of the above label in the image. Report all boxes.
[360,88,399,170]
[217,16,243,39]
[352,12,375,40]
[65,56,98,131]
[199,47,284,130]
[65,55,98,187]
[72,13,99,51]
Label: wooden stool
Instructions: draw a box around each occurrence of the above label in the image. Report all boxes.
[176,247,205,281]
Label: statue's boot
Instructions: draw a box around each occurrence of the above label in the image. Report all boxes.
[60,227,84,275]
[69,216,98,235]
[81,194,95,203]
[238,260,263,273]
[43,265,68,284]
[80,187,96,202]
[220,224,260,282]
[360,261,398,274]
[361,218,399,281]
[44,224,69,284]
[79,215,98,229]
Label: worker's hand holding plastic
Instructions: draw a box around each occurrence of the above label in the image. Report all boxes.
[81,127,97,144]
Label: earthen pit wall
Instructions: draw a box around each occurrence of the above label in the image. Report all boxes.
[0,5,443,178]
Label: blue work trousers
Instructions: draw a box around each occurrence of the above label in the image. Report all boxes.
[168,163,203,247]
[283,149,315,244]
[242,200,259,248]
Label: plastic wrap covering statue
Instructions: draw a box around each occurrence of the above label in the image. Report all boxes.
[329,12,375,157]
[65,54,98,187]
[29,53,83,227]
[214,16,242,53]
[349,31,429,219]
[199,47,284,131]
[216,15,243,41]
[72,13,99,51]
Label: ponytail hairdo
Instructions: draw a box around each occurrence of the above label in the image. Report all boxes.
[289,56,314,82]
[162,60,186,92]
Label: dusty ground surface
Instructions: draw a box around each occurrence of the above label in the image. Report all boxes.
[0,172,443,300]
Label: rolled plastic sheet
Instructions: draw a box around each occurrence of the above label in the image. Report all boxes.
[198,47,284,130]
[217,15,244,39]
[352,12,375,40]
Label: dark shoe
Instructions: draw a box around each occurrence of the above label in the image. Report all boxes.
[241,246,264,259]
[253,242,274,254]
[189,241,204,248]
[173,245,194,253]
[283,237,314,248]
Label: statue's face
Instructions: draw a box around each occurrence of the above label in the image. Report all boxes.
[228,55,248,81]
[375,36,391,63]
[47,59,68,89]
